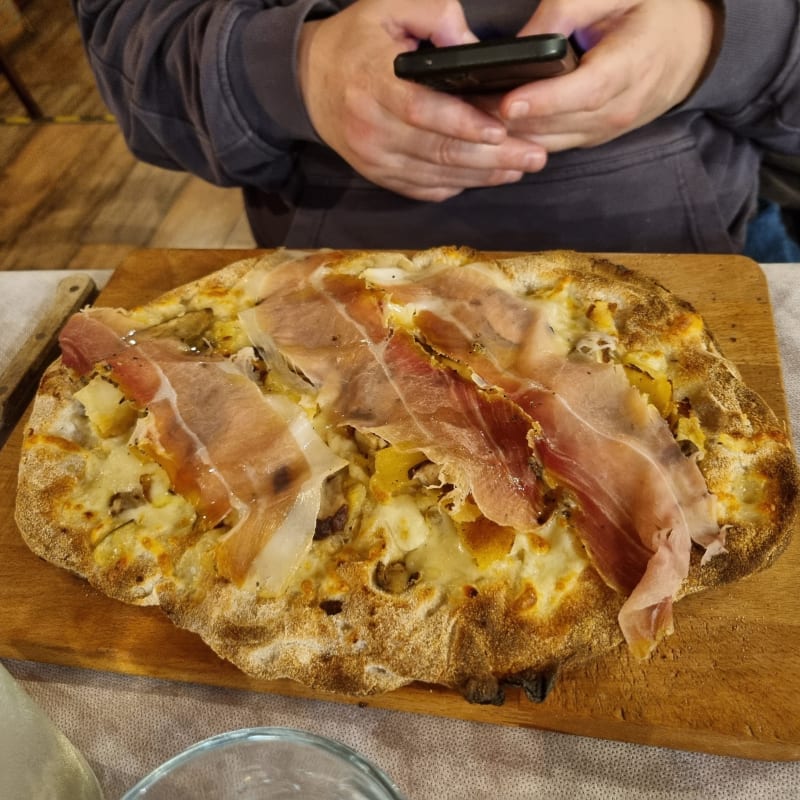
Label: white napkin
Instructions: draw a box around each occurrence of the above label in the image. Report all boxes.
[0,271,111,378]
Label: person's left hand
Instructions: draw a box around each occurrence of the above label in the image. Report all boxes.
[478,0,721,152]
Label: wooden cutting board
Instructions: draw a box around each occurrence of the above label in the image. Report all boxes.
[1,249,798,761]
[0,273,97,443]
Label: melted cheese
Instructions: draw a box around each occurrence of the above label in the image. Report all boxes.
[72,377,197,570]
[365,494,589,617]
[79,439,195,569]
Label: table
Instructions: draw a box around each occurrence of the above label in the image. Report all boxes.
[2,261,799,799]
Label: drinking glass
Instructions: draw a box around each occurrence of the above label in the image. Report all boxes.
[122,726,406,799]
[0,662,103,799]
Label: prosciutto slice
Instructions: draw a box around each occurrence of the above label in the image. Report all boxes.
[365,262,721,656]
[60,308,345,593]
[515,336,718,656]
[60,307,138,375]
[243,268,546,529]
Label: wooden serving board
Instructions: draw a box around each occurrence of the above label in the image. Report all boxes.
[1,249,798,761]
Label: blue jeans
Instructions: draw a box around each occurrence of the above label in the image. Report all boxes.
[744,200,800,262]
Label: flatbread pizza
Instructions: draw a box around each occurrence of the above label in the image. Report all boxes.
[15,248,799,703]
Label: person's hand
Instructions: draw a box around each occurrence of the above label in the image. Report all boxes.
[488,0,721,152]
[297,0,548,202]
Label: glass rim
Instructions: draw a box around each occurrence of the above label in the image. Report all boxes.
[121,725,406,799]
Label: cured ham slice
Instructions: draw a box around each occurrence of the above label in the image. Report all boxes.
[372,331,543,527]
[109,339,345,592]
[365,261,720,656]
[61,311,345,594]
[243,269,546,529]
[106,338,310,524]
[60,307,138,375]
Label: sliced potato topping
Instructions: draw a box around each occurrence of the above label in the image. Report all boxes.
[75,376,138,438]
[370,447,427,501]
[623,364,673,418]
[459,517,517,570]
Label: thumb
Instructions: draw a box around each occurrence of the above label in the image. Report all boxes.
[386,0,478,48]
[518,0,581,37]
[518,0,635,37]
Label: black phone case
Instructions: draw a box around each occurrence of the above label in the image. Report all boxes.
[394,34,578,94]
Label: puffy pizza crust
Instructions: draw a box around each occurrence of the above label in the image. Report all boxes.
[15,248,800,701]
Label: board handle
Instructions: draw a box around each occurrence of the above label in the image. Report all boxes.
[0,274,96,443]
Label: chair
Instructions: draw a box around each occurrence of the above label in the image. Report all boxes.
[0,44,42,118]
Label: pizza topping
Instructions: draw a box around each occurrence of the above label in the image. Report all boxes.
[374,560,419,594]
[104,340,237,527]
[73,376,138,438]
[370,447,428,502]
[138,308,214,347]
[622,363,672,417]
[313,504,348,541]
[361,258,722,656]
[59,253,724,656]
[244,267,547,531]
[374,332,544,527]
[234,393,347,594]
[63,309,348,594]
[513,319,722,654]
[109,489,146,517]
[60,307,137,375]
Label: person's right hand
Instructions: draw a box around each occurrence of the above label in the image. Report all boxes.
[297,0,548,202]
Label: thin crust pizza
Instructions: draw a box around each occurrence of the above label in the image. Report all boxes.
[15,248,800,703]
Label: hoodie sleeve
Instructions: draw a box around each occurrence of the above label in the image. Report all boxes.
[72,0,338,190]
[681,0,800,153]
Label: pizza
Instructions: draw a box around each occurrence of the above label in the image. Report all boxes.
[14,247,800,703]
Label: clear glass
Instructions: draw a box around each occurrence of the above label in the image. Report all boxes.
[0,662,104,799]
[121,727,406,800]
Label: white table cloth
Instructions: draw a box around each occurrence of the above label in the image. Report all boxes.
[2,263,799,799]
[0,271,111,376]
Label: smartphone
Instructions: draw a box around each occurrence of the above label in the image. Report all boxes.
[393,34,579,95]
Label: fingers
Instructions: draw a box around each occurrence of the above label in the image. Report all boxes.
[381,165,527,202]
[384,0,479,48]
[499,0,717,151]
[351,100,548,192]
[386,133,543,180]
[501,48,628,122]
[503,0,642,122]
[518,0,636,36]
[389,80,510,145]
[371,86,548,167]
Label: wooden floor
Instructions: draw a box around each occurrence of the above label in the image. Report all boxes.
[0,0,255,274]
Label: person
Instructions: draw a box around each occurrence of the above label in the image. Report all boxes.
[70,0,800,257]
